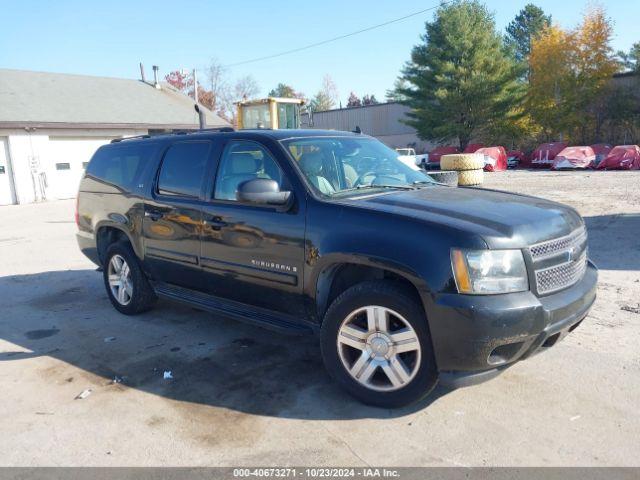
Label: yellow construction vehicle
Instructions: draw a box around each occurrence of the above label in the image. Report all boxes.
[236,97,305,130]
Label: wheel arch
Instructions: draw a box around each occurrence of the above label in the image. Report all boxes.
[95,222,140,265]
[312,254,431,324]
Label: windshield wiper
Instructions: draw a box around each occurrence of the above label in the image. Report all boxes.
[413,180,437,187]
[351,184,417,192]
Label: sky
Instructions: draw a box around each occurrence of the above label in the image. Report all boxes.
[1,0,638,105]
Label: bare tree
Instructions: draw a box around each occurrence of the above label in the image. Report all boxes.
[203,58,229,116]
[234,75,259,101]
[310,74,339,112]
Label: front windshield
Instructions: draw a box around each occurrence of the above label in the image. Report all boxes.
[281,136,436,197]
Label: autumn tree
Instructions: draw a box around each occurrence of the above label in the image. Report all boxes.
[165,61,230,118]
[398,0,524,150]
[347,92,362,107]
[528,6,619,142]
[165,70,191,93]
[527,24,575,139]
[310,75,338,112]
[572,6,619,141]
[165,61,261,122]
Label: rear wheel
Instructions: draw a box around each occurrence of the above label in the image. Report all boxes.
[103,242,157,315]
[320,281,437,408]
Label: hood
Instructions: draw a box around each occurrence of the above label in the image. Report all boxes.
[339,186,583,249]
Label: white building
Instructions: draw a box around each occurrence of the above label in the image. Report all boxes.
[0,69,229,205]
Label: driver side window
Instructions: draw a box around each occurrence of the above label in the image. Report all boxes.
[214,141,286,201]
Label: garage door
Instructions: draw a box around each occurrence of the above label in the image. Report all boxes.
[45,137,111,200]
[0,138,16,205]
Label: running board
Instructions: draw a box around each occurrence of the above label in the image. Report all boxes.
[153,282,314,335]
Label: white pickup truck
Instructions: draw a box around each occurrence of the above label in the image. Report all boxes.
[395,148,429,170]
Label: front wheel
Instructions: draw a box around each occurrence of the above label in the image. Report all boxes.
[320,281,437,408]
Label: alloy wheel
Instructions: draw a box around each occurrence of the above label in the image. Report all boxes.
[337,306,421,392]
[107,254,133,306]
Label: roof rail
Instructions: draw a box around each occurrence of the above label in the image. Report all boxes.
[111,134,151,143]
[110,127,234,143]
[174,127,235,134]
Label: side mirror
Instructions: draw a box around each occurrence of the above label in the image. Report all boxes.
[236,178,292,209]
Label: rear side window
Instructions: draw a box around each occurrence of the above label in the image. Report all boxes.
[157,141,211,198]
[86,144,155,191]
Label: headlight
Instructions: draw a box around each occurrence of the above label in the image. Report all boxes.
[451,249,528,294]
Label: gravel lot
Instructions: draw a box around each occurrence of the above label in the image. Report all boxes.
[0,170,639,466]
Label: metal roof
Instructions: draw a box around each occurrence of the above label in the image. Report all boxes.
[302,102,414,137]
[0,68,229,129]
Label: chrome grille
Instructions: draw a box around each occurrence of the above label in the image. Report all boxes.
[535,253,588,295]
[529,227,588,295]
[530,227,587,260]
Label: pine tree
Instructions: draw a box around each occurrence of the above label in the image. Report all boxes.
[505,4,551,78]
[398,0,524,150]
[386,78,409,102]
[617,42,640,72]
[268,83,304,99]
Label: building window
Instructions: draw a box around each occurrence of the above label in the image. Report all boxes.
[82,162,89,169]
[0,166,5,174]
[56,163,71,170]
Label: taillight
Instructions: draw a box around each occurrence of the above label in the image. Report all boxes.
[75,196,80,227]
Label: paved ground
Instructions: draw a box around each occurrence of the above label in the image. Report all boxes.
[0,170,639,466]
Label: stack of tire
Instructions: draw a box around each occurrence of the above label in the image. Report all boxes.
[440,153,484,186]
[424,170,458,187]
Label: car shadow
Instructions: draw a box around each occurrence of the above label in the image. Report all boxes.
[584,213,640,271]
[0,269,451,420]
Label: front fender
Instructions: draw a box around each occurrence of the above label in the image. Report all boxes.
[302,198,488,325]
[307,252,432,323]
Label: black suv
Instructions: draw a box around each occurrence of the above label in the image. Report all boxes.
[76,129,597,407]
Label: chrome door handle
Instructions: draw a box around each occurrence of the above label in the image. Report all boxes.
[144,211,162,221]
[204,216,227,229]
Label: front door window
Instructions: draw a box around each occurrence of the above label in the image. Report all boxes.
[213,141,287,201]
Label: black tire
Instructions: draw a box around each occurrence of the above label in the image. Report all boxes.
[320,280,438,408]
[426,170,458,186]
[103,242,157,315]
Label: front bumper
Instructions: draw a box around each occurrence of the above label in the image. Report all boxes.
[428,261,597,387]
